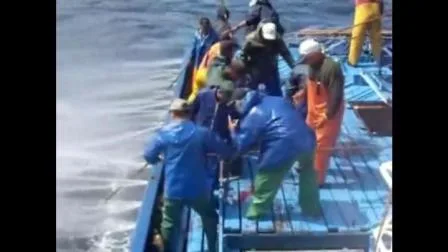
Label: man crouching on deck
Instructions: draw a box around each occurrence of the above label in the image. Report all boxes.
[143,98,233,252]
[228,89,316,219]
[297,39,345,187]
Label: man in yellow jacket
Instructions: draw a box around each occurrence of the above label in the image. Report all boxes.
[188,40,236,103]
[348,0,384,66]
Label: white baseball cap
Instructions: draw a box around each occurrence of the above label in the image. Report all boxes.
[298,38,323,62]
[261,23,277,41]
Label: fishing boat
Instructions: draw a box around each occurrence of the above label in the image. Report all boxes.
[131,27,392,252]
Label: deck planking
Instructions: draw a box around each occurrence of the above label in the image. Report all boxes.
[184,39,391,251]
[220,42,391,239]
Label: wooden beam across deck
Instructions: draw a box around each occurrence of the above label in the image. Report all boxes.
[223,232,371,251]
[298,28,392,37]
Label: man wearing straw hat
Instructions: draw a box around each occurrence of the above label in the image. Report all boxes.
[144,98,233,252]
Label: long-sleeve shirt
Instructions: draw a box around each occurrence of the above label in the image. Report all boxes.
[245,0,284,35]
[241,27,294,84]
[143,120,233,199]
[190,88,240,142]
[191,29,219,70]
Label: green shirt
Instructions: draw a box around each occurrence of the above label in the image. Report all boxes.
[308,57,344,119]
[206,56,234,92]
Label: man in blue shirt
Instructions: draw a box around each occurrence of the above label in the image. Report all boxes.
[191,85,242,193]
[144,98,233,252]
[228,89,318,218]
[191,17,219,72]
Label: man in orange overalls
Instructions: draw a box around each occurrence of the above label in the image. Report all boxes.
[297,39,345,186]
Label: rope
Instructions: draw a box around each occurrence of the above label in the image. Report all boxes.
[298,12,392,41]
[348,15,388,41]
[166,72,182,90]
[103,163,149,203]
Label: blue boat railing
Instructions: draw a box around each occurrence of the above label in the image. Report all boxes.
[130,43,195,252]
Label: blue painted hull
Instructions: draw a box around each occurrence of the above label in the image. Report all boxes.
[132,32,392,252]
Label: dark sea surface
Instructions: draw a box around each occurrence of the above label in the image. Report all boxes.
[56,0,392,251]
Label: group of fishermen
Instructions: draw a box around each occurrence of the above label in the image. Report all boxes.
[144,0,385,251]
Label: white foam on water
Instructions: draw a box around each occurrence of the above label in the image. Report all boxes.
[57,176,147,186]
[121,58,181,69]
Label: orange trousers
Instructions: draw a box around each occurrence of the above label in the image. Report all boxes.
[306,79,344,186]
[312,114,343,185]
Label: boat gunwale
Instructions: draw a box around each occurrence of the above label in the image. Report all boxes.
[130,44,195,252]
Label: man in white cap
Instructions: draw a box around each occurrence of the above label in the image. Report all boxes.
[143,98,233,252]
[240,22,294,96]
[296,38,345,187]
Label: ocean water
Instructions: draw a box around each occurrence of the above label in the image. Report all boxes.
[56,0,392,251]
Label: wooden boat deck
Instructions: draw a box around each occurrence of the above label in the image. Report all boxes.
[130,31,392,252]
[185,38,392,251]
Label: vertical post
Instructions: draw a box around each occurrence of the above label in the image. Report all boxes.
[218,160,225,252]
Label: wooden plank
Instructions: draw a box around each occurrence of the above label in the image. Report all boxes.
[332,142,382,222]
[327,157,373,231]
[319,167,350,232]
[279,182,299,232]
[282,168,309,232]
[338,120,387,210]
[223,170,241,232]
[290,167,328,232]
[240,158,257,233]
[338,110,390,230]
[298,28,392,37]
[333,155,381,227]
[343,110,390,192]
[272,187,293,233]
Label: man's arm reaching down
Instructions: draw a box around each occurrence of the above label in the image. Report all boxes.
[278,39,295,68]
[230,108,265,154]
[143,133,165,164]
